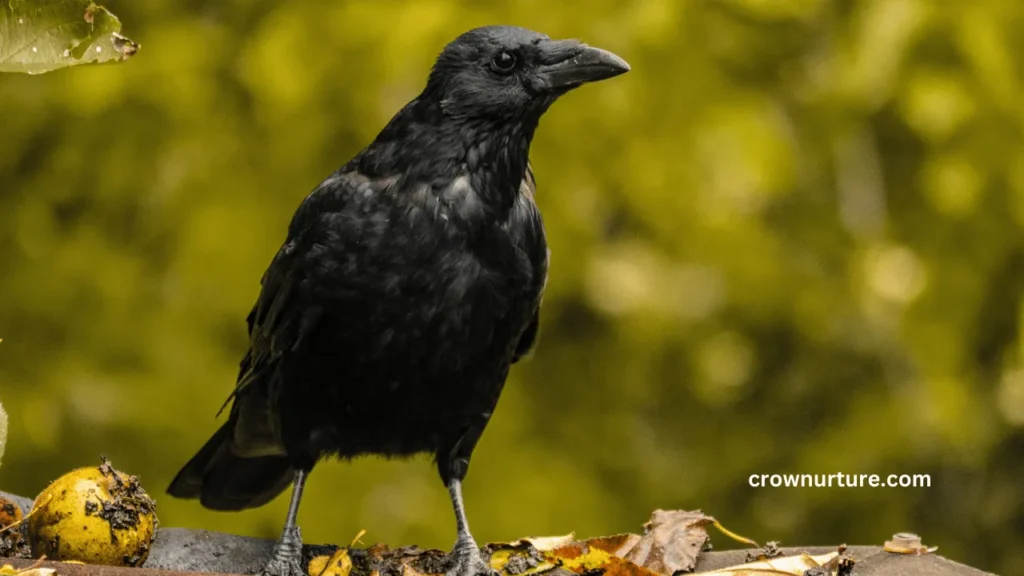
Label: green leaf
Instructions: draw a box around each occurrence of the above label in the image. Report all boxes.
[0,0,138,74]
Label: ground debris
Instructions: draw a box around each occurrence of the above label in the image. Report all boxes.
[883,532,936,555]
[0,498,30,559]
[744,541,783,563]
[0,494,992,576]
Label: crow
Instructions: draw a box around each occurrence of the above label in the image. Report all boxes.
[167,25,629,576]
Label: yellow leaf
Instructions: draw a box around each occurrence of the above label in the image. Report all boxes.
[310,549,352,576]
[308,555,332,576]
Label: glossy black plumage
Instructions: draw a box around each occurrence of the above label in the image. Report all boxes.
[168,25,628,576]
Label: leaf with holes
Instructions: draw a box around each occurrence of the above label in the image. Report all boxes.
[0,0,138,74]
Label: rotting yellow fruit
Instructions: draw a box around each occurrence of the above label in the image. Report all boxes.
[27,458,158,566]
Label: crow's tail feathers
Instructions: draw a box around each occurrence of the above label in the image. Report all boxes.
[166,422,294,511]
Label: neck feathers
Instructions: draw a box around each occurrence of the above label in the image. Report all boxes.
[359,98,536,213]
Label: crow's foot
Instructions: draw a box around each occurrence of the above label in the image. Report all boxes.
[446,540,497,576]
[258,525,305,576]
[258,556,305,576]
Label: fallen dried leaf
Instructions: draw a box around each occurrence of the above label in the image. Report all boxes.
[0,558,55,576]
[550,541,614,573]
[310,548,353,576]
[514,535,577,552]
[489,545,555,575]
[623,510,712,575]
[8,570,55,576]
[547,538,659,576]
[698,552,839,575]
[487,534,575,575]
[600,556,661,576]
[580,534,642,558]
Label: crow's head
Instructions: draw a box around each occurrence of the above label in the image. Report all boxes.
[423,26,630,122]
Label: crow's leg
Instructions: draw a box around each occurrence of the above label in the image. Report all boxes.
[442,425,498,576]
[445,478,496,576]
[259,469,309,576]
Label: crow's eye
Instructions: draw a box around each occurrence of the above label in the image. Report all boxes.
[490,51,517,74]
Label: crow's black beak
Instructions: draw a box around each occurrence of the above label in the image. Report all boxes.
[537,44,630,91]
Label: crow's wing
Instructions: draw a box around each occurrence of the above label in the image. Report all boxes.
[512,163,548,364]
[227,248,315,457]
[217,168,383,457]
[512,308,540,363]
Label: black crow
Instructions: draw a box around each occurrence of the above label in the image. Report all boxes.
[167,25,629,576]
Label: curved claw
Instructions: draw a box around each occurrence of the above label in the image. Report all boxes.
[258,557,306,576]
[259,523,305,576]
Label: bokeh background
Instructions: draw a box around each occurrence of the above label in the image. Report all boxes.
[2,0,1023,574]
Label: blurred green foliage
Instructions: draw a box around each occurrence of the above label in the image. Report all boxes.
[1,0,1022,574]
[0,396,7,467]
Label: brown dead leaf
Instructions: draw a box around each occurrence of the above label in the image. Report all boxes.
[547,538,658,576]
[601,556,662,576]
[549,541,614,573]
[581,534,642,558]
[623,510,712,576]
